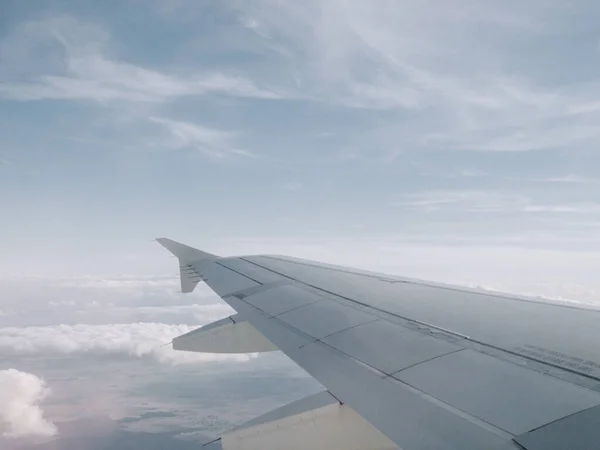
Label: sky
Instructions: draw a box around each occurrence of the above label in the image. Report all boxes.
[1,0,600,447]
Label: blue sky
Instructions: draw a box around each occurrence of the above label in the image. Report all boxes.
[2,0,600,278]
[2,1,600,446]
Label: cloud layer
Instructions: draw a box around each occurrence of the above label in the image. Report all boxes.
[0,323,255,365]
[0,369,57,439]
[0,17,280,104]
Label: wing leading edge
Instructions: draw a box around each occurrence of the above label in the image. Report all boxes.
[157,238,600,450]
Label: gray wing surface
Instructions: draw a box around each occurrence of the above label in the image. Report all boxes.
[157,239,600,450]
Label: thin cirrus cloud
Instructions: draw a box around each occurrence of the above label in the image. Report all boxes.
[393,190,530,211]
[0,17,282,104]
[393,190,600,215]
[509,174,600,184]
[150,117,254,159]
[0,59,282,103]
[0,369,57,439]
[0,3,598,259]
[3,4,600,160]
[233,0,600,153]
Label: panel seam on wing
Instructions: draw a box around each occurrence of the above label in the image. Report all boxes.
[234,293,516,440]
[215,261,264,285]
[241,257,471,340]
[241,257,600,386]
[387,348,466,377]
[306,318,382,348]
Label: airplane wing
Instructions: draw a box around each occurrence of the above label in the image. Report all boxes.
[157,238,600,450]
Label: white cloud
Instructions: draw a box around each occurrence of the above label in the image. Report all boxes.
[0,323,253,365]
[520,203,600,214]
[0,369,57,439]
[545,174,600,184]
[104,303,234,324]
[282,181,304,191]
[0,60,281,103]
[0,17,281,104]
[453,169,489,178]
[50,274,179,289]
[512,174,600,184]
[393,190,529,212]
[4,4,598,161]
[232,0,600,154]
[235,2,540,108]
[0,273,235,328]
[150,117,253,158]
[394,190,600,215]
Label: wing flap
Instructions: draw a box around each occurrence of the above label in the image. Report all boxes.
[222,391,398,450]
[172,314,278,354]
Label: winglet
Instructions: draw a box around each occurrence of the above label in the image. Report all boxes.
[156,238,218,293]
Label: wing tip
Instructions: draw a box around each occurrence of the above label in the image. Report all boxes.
[155,237,218,261]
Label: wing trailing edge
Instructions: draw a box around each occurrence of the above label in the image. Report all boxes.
[205,391,398,450]
[172,314,278,354]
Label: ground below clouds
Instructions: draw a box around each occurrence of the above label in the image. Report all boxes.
[0,351,320,450]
